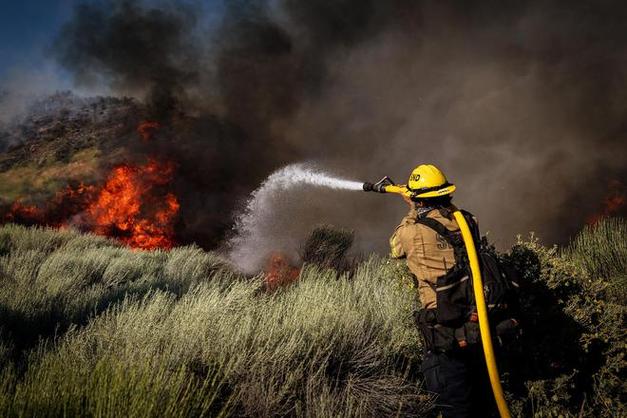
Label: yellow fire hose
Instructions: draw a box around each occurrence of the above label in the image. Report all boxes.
[363,180,511,418]
[453,210,511,418]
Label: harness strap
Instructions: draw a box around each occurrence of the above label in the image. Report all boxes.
[414,217,459,246]
[414,216,466,264]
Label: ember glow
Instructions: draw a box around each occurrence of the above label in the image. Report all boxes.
[263,252,301,291]
[137,120,161,141]
[587,180,627,225]
[2,183,96,226]
[4,200,43,224]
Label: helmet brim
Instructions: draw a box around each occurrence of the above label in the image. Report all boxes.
[414,184,456,198]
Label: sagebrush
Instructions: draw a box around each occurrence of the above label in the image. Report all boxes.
[0,219,624,417]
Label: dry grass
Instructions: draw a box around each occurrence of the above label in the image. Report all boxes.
[0,219,624,417]
[0,224,426,417]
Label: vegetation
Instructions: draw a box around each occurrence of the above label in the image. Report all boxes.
[502,220,626,417]
[0,219,624,417]
[0,148,102,202]
[301,225,355,272]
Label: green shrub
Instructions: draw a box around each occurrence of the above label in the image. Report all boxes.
[564,217,627,304]
[0,344,231,417]
[502,221,626,417]
[0,224,428,417]
[0,225,236,358]
[300,225,355,272]
[0,220,624,417]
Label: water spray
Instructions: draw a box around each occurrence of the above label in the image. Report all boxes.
[228,164,364,273]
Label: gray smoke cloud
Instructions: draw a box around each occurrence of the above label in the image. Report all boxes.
[0,65,71,127]
[47,0,627,268]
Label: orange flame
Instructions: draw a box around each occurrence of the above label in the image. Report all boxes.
[4,200,43,224]
[85,159,179,249]
[2,183,96,226]
[137,120,161,141]
[587,180,626,225]
[0,162,177,251]
[263,252,301,291]
[1,121,180,251]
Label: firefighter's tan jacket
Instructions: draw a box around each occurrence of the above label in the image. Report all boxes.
[389,205,460,309]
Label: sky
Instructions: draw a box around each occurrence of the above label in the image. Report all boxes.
[0,1,74,80]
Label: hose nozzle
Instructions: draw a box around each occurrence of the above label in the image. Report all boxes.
[363,176,395,193]
[363,176,412,197]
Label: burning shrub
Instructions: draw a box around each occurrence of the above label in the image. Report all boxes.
[586,180,626,225]
[136,120,160,141]
[261,226,354,292]
[1,114,181,252]
[1,159,180,251]
[263,252,301,292]
[82,159,180,250]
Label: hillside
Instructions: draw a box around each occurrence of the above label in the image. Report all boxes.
[0,219,624,417]
[0,92,143,202]
[0,92,264,250]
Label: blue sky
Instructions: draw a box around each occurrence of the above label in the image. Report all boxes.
[0,1,75,80]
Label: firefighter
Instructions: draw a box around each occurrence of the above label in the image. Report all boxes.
[389,164,496,418]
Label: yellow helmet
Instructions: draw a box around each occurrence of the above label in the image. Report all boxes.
[407,164,456,199]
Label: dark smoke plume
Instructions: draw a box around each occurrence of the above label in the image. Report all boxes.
[53,0,198,119]
[50,0,627,266]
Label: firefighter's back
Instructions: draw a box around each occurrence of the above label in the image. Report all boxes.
[391,206,460,310]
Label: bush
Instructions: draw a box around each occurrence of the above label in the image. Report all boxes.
[0,225,234,358]
[0,220,624,417]
[564,218,627,303]
[502,218,626,417]
[300,225,355,272]
[0,224,427,417]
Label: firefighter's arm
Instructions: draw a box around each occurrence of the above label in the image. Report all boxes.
[389,227,406,259]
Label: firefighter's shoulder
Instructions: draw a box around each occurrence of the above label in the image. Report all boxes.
[425,207,463,231]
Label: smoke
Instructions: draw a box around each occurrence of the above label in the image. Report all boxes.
[44,0,627,270]
[0,65,71,127]
[282,0,627,249]
[52,0,200,119]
